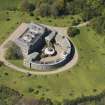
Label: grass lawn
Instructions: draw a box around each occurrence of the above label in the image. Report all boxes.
[0,0,105,104]
[1,26,105,102]
[9,59,24,68]
[0,10,81,45]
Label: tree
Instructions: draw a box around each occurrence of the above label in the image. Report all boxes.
[0,85,21,105]
[50,3,59,17]
[67,27,80,37]
[82,7,101,21]
[65,2,75,15]
[72,19,81,26]
[5,42,23,60]
[92,15,105,35]
[56,0,66,15]
[38,3,50,17]
[20,0,35,12]
[81,0,101,21]
[101,0,105,5]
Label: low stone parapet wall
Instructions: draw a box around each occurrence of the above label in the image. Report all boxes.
[24,54,71,71]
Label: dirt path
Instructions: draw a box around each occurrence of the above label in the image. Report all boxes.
[72,21,90,28]
[0,21,89,75]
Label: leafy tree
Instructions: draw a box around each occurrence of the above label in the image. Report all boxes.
[20,0,35,12]
[101,0,105,5]
[82,6,101,21]
[5,42,23,60]
[65,2,75,15]
[53,0,66,16]
[91,15,105,35]
[0,85,21,105]
[72,19,81,26]
[38,3,50,17]
[50,3,59,17]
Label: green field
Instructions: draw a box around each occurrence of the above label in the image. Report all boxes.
[0,0,105,103]
[1,26,105,102]
[0,10,81,45]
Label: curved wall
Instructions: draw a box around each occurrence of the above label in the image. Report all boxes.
[24,36,72,70]
[24,53,71,70]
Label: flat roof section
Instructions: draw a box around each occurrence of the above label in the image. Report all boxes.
[17,23,46,46]
[12,23,28,42]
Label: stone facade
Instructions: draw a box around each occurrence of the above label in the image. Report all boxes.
[13,23,72,70]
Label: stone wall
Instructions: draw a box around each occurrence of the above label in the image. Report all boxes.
[24,53,71,71]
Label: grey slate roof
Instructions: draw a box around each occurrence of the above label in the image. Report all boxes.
[45,31,57,42]
[26,52,39,62]
[16,23,46,48]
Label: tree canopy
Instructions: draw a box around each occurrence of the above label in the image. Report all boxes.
[5,42,23,60]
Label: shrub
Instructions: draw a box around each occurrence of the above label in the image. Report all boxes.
[36,17,40,21]
[67,27,80,37]
[6,17,11,21]
[29,12,34,16]
[4,72,8,76]
[72,19,80,26]
[37,85,42,89]
[27,73,32,77]
[93,89,97,92]
[48,20,52,22]
[45,98,53,105]
[35,90,39,95]
[28,87,34,93]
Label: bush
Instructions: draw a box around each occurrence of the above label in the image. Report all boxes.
[36,17,40,21]
[5,42,23,60]
[28,87,34,93]
[45,98,53,105]
[72,19,80,26]
[6,17,11,21]
[48,20,52,22]
[37,85,42,89]
[67,27,80,37]
[35,90,39,95]
[4,72,8,76]
[29,12,34,16]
